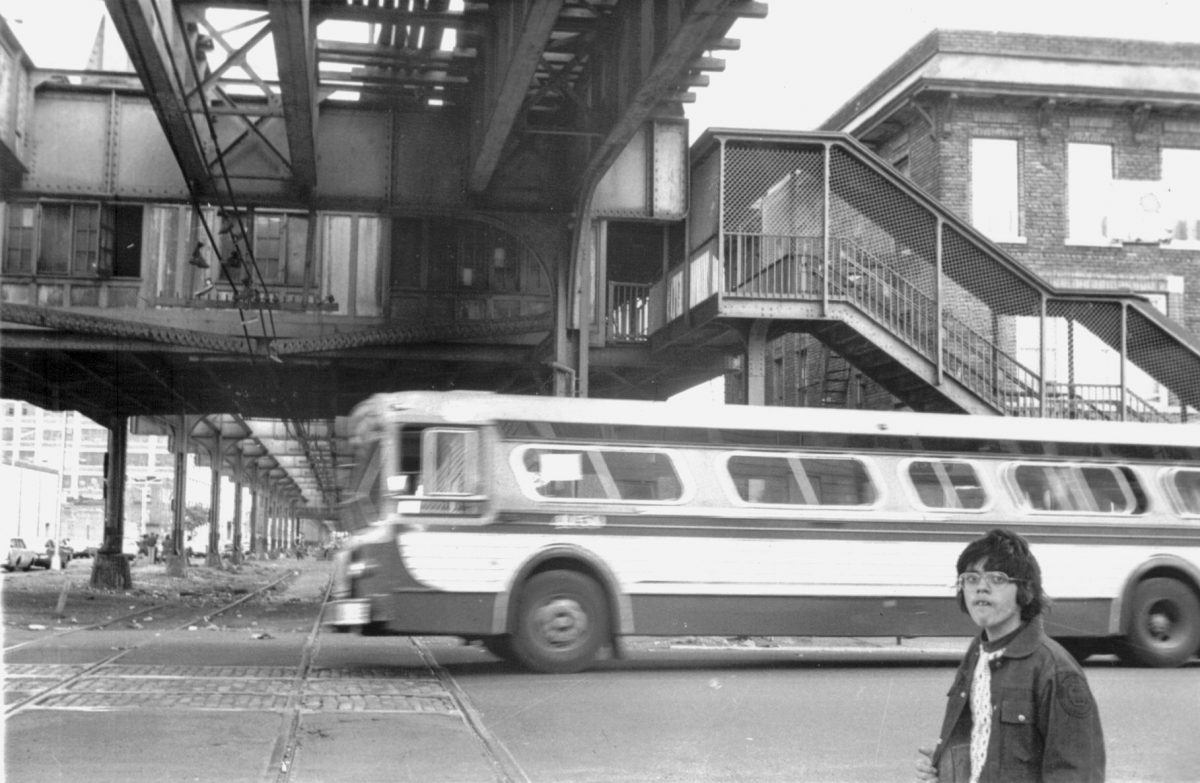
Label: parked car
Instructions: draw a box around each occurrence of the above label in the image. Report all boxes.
[3,538,39,571]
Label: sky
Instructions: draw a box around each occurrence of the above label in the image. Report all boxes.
[2,0,1198,137]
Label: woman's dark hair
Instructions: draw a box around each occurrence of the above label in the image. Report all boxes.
[955,528,1049,621]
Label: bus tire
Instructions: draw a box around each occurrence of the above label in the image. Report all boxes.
[1119,577,1200,668]
[511,570,608,674]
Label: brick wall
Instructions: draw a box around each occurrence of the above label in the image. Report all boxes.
[883,94,1200,335]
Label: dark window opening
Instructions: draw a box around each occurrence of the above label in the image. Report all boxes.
[113,206,143,278]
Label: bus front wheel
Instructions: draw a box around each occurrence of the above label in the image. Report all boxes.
[511,570,608,674]
[1119,577,1200,668]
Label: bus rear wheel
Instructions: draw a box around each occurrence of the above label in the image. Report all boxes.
[511,570,608,674]
[1119,577,1200,668]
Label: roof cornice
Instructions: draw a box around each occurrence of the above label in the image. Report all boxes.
[821,29,1200,134]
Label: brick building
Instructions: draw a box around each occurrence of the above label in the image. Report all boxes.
[761,30,1200,410]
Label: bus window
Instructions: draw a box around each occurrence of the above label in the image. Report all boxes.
[341,440,382,530]
[907,460,986,510]
[1012,464,1141,514]
[728,454,875,506]
[423,428,481,496]
[520,447,682,502]
[1168,469,1200,515]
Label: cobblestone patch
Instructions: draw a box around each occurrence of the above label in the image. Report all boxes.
[308,666,434,679]
[298,693,458,713]
[304,677,446,697]
[94,664,299,679]
[16,662,462,715]
[5,676,66,693]
[67,676,296,695]
[3,663,90,678]
[38,692,295,710]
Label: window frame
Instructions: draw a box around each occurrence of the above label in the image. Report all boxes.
[421,427,484,499]
[1163,467,1200,517]
[1,200,113,277]
[723,451,879,509]
[1161,147,1200,249]
[970,137,1023,243]
[512,444,686,504]
[1066,142,1115,246]
[251,210,310,286]
[2,202,36,273]
[1006,461,1144,516]
[902,458,990,512]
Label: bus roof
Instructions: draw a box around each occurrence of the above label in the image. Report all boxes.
[354,390,1200,449]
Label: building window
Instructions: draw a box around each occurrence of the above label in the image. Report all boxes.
[970,138,1021,241]
[3,203,36,273]
[1,202,114,276]
[1163,148,1200,247]
[1067,143,1113,244]
[252,212,309,285]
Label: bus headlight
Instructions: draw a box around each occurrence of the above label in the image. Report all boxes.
[347,559,377,579]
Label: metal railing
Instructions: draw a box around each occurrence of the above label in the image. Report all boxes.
[608,281,650,343]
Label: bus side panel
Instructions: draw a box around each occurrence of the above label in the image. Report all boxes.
[1041,600,1115,639]
[626,595,1115,638]
[629,594,967,638]
[368,590,498,635]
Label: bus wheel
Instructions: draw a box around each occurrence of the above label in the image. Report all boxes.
[1119,577,1200,668]
[511,570,608,674]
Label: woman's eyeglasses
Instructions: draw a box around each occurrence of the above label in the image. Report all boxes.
[957,571,1026,589]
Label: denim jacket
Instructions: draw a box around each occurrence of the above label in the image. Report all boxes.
[932,619,1105,782]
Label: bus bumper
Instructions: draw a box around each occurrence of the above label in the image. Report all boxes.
[323,598,372,627]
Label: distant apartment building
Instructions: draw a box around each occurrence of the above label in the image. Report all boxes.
[0,400,175,547]
[763,30,1200,410]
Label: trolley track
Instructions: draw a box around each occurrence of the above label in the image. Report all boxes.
[3,568,299,715]
[4,565,528,782]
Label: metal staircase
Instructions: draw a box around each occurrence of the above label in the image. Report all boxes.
[644,130,1200,422]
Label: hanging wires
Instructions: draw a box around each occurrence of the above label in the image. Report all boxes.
[149,0,281,357]
[151,2,342,510]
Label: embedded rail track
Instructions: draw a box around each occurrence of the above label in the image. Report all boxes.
[2,569,529,783]
[3,569,301,713]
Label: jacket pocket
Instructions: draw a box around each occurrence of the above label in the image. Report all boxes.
[999,698,1040,766]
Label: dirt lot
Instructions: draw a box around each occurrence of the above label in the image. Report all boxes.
[1,554,331,636]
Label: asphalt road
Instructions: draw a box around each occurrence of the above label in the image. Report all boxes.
[4,559,1199,782]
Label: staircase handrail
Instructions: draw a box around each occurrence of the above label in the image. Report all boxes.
[828,238,1043,411]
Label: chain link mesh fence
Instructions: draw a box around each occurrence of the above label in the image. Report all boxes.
[685,133,1200,422]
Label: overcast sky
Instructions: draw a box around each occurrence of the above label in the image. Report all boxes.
[2,0,1197,137]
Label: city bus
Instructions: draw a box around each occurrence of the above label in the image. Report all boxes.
[324,390,1200,673]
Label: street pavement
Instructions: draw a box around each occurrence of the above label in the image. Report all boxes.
[2,556,514,783]
[3,557,974,783]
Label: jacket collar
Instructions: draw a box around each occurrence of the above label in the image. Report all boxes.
[981,617,1045,659]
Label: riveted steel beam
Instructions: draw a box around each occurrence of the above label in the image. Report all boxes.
[469,0,564,194]
[104,0,215,195]
[267,0,317,198]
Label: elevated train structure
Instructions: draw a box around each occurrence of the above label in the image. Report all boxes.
[1,2,1198,585]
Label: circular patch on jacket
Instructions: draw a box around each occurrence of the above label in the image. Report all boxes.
[1056,672,1093,718]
